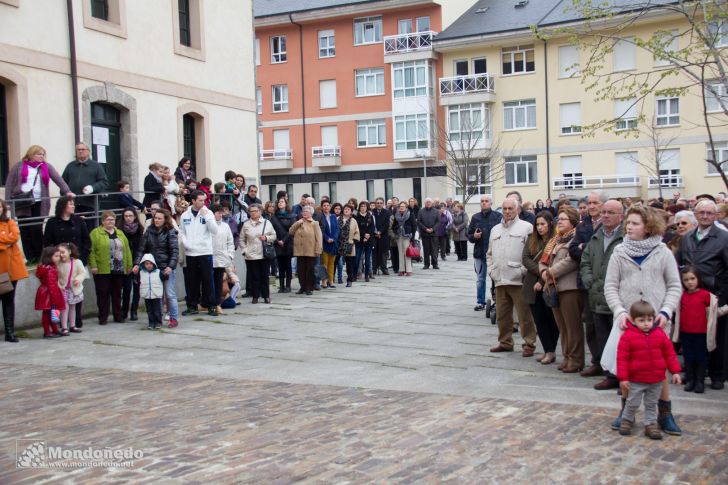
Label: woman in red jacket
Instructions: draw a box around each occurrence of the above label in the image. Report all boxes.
[35,246,65,338]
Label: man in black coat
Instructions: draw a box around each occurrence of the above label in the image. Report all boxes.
[467,195,502,311]
[417,198,441,270]
[62,142,109,229]
[372,197,392,275]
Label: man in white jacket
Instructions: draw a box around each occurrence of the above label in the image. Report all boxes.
[211,204,235,314]
[486,198,537,356]
[179,190,219,316]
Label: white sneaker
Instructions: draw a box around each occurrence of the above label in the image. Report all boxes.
[163,313,170,321]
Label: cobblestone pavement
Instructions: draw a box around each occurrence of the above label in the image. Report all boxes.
[1,257,727,482]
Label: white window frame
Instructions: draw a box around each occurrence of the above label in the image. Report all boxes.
[614,98,638,131]
[272,85,288,113]
[254,38,260,66]
[447,103,489,144]
[613,38,636,71]
[615,151,639,182]
[503,99,536,131]
[505,156,538,185]
[655,97,679,127]
[416,16,430,32]
[318,30,335,58]
[256,87,262,114]
[558,45,580,78]
[394,113,432,151]
[357,119,386,147]
[355,68,385,97]
[655,148,681,187]
[501,44,535,76]
[455,161,492,197]
[707,142,728,175]
[354,16,382,45]
[319,80,337,109]
[655,30,678,66]
[708,22,728,48]
[392,60,432,98]
[560,155,583,189]
[559,102,582,135]
[270,35,287,64]
[705,81,727,113]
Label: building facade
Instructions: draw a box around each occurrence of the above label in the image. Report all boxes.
[0,0,258,195]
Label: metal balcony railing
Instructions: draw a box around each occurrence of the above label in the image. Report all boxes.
[311,146,341,158]
[648,175,683,188]
[260,149,293,160]
[384,31,435,55]
[439,73,495,97]
[552,174,641,191]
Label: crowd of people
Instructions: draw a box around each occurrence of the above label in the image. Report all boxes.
[1,143,727,441]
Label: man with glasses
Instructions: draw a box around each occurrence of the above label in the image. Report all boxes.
[677,198,728,390]
[62,142,109,229]
[467,195,501,311]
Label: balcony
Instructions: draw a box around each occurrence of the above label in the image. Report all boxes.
[259,149,293,170]
[311,146,341,167]
[648,174,683,188]
[551,174,642,197]
[383,31,437,63]
[439,73,496,105]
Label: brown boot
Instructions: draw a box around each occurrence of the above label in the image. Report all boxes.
[619,419,633,436]
[580,364,604,377]
[644,424,663,440]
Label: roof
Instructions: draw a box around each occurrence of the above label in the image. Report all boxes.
[254,0,381,18]
[435,0,679,43]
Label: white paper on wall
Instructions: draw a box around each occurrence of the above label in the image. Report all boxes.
[92,126,110,146]
[96,145,107,164]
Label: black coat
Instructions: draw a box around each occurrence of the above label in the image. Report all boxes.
[354,211,375,246]
[417,206,440,237]
[121,225,144,260]
[466,209,502,259]
[135,226,179,270]
[43,215,91,264]
[568,214,599,289]
[271,212,295,257]
[676,226,728,303]
[372,208,392,242]
[391,211,417,238]
[143,173,164,208]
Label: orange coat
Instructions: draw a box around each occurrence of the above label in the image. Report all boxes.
[0,219,28,282]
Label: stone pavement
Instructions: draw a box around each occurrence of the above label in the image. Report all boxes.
[1,256,727,482]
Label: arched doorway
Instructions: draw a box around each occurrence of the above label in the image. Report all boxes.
[0,84,8,184]
[91,102,122,188]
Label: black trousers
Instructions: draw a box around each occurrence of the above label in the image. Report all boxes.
[297,256,315,292]
[445,235,452,254]
[709,316,727,381]
[454,241,468,260]
[145,298,162,327]
[213,267,226,306]
[2,282,16,337]
[94,273,125,323]
[373,237,389,272]
[277,255,292,287]
[592,312,614,366]
[421,236,439,268]
[530,294,560,353]
[438,235,448,258]
[246,259,270,298]
[186,255,214,308]
[345,256,355,283]
[682,332,709,367]
[390,244,399,273]
[122,273,140,317]
[19,202,43,261]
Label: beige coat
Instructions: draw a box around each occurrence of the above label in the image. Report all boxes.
[486,218,533,287]
[241,218,276,261]
[340,216,360,257]
[56,258,87,296]
[539,241,579,293]
[289,218,323,257]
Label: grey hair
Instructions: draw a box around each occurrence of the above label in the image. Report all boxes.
[674,210,697,225]
[305,197,315,205]
[589,190,609,203]
[302,205,315,215]
[480,195,493,203]
[425,197,433,203]
[502,197,520,209]
[76,141,91,149]
[248,203,263,212]
[695,199,718,212]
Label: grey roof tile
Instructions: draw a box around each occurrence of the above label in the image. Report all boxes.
[254,0,381,18]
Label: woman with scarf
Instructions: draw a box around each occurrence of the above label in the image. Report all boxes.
[270,198,295,293]
[174,157,196,184]
[337,204,360,287]
[6,145,72,262]
[539,206,584,373]
[603,205,683,435]
[353,201,375,282]
[392,201,417,276]
[118,208,144,321]
[320,200,340,288]
[143,163,166,208]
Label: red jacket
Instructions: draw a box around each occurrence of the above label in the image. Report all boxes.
[35,264,66,311]
[617,322,681,384]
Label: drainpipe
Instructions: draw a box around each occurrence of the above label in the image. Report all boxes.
[289,14,307,174]
[543,40,551,199]
[66,0,81,143]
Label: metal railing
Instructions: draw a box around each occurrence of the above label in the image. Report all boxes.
[384,31,435,55]
[439,73,495,97]
[311,146,341,158]
[551,174,641,191]
[260,149,293,160]
[648,175,683,188]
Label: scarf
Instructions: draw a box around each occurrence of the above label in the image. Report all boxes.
[21,160,50,186]
[337,216,351,256]
[621,234,662,258]
[540,227,576,265]
[123,221,139,235]
[395,210,411,237]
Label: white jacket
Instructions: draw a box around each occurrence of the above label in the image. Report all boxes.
[241,218,276,260]
[179,206,218,256]
[139,254,164,299]
[486,217,533,287]
[213,220,235,268]
[164,179,179,215]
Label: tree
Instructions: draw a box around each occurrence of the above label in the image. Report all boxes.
[535,0,728,189]
[625,123,679,198]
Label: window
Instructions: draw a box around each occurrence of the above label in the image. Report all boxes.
[91,0,109,20]
[708,22,728,48]
[311,183,320,202]
[398,19,413,34]
[271,36,286,63]
[614,98,638,131]
[273,129,290,152]
[448,103,489,143]
[501,45,535,75]
[454,59,468,76]
[505,156,538,185]
[83,0,127,38]
[172,0,204,57]
[394,114,432,150]
[393,60,432,98]
[329,182,337,203]
[256,88,262,114]
[319,80,337,109]
[355,68,384,96]
[472,58,487,74]
[613,38,635,71]
[286,183,294,200]
[178,0,191,47]
[319,30,335,58]
[183,114,197,169]
[455,161,491,197]
[707,142,728,174]
[272,85,288,112]
[559,103,582,135]
[655,149,680,187]
[656,97,679,126]
[354,16,382,45]
[320,126,338,148]
[615,152,639,182]
[503,99,536,130]
[655,30,678,66]
[705,81,727,113]
[385,179,393,201]
[558,45,579,78]
[0,85,9,184]
[357,119,386,147]
[560,155,583,189]
[412,178,422,202]
[366,180,375,201]
[268,185,276,203]
[255,38,260,65]
[416,16,430,32]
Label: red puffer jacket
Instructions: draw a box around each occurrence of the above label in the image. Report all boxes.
[617,322,681,384]
[35,264,66,311]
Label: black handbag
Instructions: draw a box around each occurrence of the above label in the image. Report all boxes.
[261,220,276,260]
[542,282,559,308]
[11,170,40,209]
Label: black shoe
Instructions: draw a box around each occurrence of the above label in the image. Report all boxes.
[264,298,271,304]
[346,282,352,287]
[251,298,259,304]
[305,291,313,295]
[147,324,154,330]
[76,321,83,328]
[208,307,219,316]
[296,289,305,295]
[423,266,430,270]
[474,304,485,311]
[432,266,440,269]
[182,308,199,316]
[43,333,61,339]
[381,270,389,275]
[242,292,252,298]
[130,312,138,321]
[337,278,343,284]
[711,378,724,390]
[284,287,292,293]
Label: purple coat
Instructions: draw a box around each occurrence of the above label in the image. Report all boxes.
[5,160,70,217]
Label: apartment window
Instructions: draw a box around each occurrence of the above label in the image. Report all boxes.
[319,30,335,58]
[354,16,382,45]
[256,88,262,114]
[454,59,468,76]
[321,125,338,148]
[385,179,394,201]
[273,129,290,153]
[560,155,583,189]
[472,58,487,74]
[707,142,728,174]
[285,184,294,201]
[505,156,538,185]
[357,119,386,147]
[393,60,432,98]
[448,103,489,143]
[412,178,422,202]
[329,182,337,203]
[398,19,413,34]
[272,85,288,112]
[172,0,203,58]
[91,0,109,20]
[311,183,320,202]
[319,80,337,109]
[705,81,728,113]
[503,99,536,130]
[656,149,681,186]
[366,180,375,201]
[183,114,197,169]
[656,97,679,126]
[394,114,431,150]
[254,38,260,65]
[655,30,678,66]
[614,98,638,131]
[268,185,277,203]
[558,45,580,78]
[178,0,192,46]
[355,68,385,96]
[416,16,430,32]
[559,103,582,135]
[83,0,127,38]
[708,22,728,47]
[615,152,638,182]
[271,36,287,63]
[613,38,635,71]
[501,45,535,75]
[456,161,491,197]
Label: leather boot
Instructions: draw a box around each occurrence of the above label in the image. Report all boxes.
[3,302,18,343]
[694,365,706,394]
[130,311,138,321]
[657,399,682,436]
[683,363,696,392]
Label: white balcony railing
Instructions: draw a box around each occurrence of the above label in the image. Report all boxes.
[552,174,641,191]
[260,149,292,161]
[648,175,683,188]
[312,146,341,158]
[384,31,435,55]
[439,73,495,97]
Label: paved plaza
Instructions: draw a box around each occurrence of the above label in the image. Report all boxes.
[1,258,727,483]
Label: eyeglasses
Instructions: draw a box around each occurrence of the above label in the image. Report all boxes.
[695,211,716,216]
[600,211,620,215]
[677,221,691,226]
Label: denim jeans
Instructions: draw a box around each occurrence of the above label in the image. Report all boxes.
[474,258,487,305]
[335,255,344,280]
[354,245,372,276]
[163,268,179,320]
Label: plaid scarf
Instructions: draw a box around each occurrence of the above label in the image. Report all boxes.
[540,227,576,266]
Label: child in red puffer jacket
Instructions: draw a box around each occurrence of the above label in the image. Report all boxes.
[35,246,65,338]
[617,300,682,440]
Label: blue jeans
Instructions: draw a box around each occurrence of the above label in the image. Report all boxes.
[474,258,487,305]
[336,255,344,280]
[355,245,372,276]
[163,269,179,320]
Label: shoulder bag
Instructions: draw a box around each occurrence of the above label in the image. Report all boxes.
[11,169,40,209]
[542,270,559,308]
[0,272,14,295]
[261,220,276,260]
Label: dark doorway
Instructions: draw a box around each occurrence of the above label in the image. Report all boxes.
[412,177,422,203]
[183,114,197,172]
[91,102,122,189]
[0,84,9,185]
